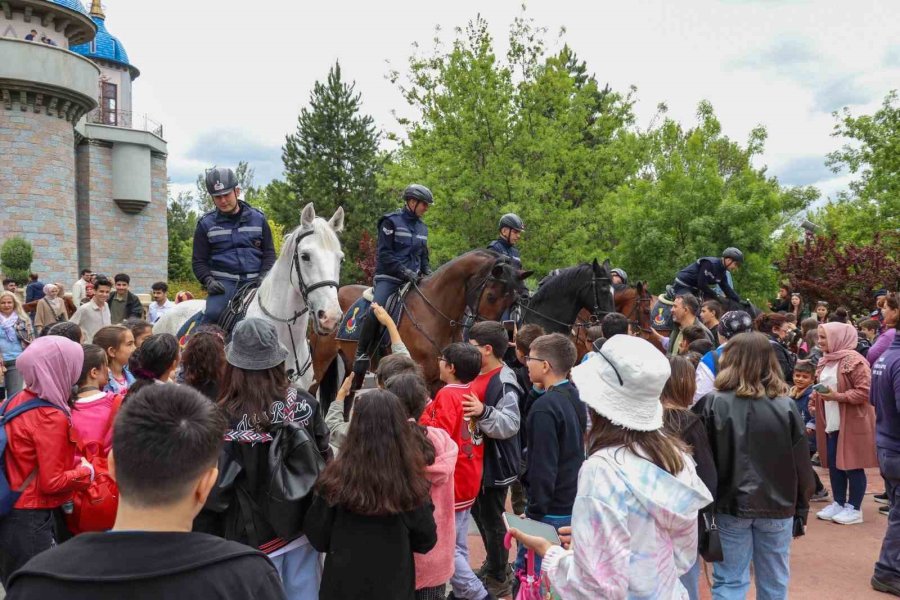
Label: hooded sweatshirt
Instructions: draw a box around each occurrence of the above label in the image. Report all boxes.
[542,445,712,599]
[414,426,459,589]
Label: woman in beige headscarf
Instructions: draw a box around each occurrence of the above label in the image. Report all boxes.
[35,283,67,331]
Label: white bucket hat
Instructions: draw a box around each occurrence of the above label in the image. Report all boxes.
[571,334,671,431]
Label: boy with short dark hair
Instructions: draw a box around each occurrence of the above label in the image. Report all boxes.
[420,342,490,600]
[791,360,828,502]
[148,281,173,324]
[467,321,523,597]
[108,273,143,324]
[7,384,286,600]
[517,333,586,580]
[69,276,112,343]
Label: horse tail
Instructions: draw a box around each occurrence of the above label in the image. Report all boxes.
[317,354,343,415]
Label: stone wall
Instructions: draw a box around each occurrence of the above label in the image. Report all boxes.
[74,141,168,293]
[0,109,79,287]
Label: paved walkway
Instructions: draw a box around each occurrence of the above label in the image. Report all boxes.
[468,467,891,599]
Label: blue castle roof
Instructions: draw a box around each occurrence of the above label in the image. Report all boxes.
[49,0,90,16]
[70,6,138,76]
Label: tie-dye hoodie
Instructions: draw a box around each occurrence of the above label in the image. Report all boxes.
[542,445,713,599]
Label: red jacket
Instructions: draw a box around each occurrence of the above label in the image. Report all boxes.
[420,383,484,511]
[4,390,92,509]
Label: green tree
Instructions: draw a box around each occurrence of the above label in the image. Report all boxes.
[195,161,257,213]
[167,189,197,282]
[607,101,816,302]
[809,90,900,247]
[277,61,388,282]
[382,13,642,277]
[0,237,33,284]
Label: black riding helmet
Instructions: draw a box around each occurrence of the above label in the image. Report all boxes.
[205,167,239,197]
[403,184,434,205]
[499,213,525,232]
[722,247,744,264]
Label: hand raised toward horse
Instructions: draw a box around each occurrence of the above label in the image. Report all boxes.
[372,302,391,326]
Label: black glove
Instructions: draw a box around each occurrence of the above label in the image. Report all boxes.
[204,277,226,296]
[402,269,420,283]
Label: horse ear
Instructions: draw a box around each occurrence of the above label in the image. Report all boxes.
[328,206,345,233]
[301,203,316,227]
[518,270,534,281]
[592,258,600,271]
[603,258,611,273]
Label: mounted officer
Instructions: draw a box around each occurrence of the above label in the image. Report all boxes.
[487,213,525,269]
[611,268,628,287]
[192,167,276,325]
[351,184,434,378]
[671,247,744,304]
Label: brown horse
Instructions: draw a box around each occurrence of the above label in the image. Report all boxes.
[309,250,530,406]
[570,282,663,358]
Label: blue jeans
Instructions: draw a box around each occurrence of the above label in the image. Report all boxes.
[876,448,900,583]
[451,509,488,600]
[0,509,55,589]
[514,514,571,577]
[827,431,867,509]
[269,541,321,600]
[202,278,239,325]
[712,514,793,600]
[680,555,701,600]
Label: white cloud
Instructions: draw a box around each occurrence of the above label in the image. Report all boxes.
[102,0,898,199]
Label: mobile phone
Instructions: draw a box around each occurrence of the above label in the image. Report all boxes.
[503,320,516,341]
[502,512,561,545]
[813,383,830,393]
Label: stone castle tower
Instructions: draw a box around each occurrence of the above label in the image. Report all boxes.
[0,0,167,292]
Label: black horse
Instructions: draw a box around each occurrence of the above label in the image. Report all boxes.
[519,259,617,335]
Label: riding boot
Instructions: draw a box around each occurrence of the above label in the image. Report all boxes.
[351,310,382,384]
[460,306,475,342]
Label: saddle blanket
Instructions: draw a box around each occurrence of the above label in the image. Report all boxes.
[651,294,675,331]
[176,311,205,349]
[335,289,404,343]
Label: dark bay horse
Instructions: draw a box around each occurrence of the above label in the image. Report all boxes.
[519,259,617,339]
[310,250,530,406]
[569,282,662,358]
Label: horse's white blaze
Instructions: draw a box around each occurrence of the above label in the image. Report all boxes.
[154,205,345,390]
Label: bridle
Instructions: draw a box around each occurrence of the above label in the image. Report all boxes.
[256,227,339,381]
[625,285,654,334]
[401,259,518,352]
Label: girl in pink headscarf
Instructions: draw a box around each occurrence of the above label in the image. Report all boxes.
[0,337,93,587]
[812,322,876,526]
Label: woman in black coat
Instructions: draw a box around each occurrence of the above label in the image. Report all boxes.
[756,312,797,384]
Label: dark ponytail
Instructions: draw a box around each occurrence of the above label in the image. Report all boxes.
[128,333,180,397]
[385,373,435,466]
[73,344,109,407]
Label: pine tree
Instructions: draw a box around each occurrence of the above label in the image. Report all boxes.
[276,61,390,282]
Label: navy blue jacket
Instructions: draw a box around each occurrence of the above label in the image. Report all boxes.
[192,202,276,282]
[676,257,741,303]
[522,381,586,519]
[25,281,45,304]
[487,238,521,269]
[374,208,430,280]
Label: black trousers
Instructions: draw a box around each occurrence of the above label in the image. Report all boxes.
[471,486,510,580]
[876,448,900,584]
[0,508,54,590]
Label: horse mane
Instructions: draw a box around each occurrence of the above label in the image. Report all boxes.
[281,217,342,259]
[430,249,501,276]
[530,264,592,302]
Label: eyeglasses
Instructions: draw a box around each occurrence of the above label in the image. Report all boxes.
[597,350,624,386]
[524,355,551,369]
[437,356,447,363]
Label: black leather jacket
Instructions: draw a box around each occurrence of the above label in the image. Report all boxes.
[694,390,815,523]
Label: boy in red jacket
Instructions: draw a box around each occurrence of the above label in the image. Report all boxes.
[420,342,493,600]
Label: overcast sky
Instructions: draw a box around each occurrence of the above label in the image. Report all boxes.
[102,0,898,201]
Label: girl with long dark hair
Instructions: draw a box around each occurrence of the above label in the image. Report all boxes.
[126,334,180,397]
[92,325,135,394]
[305,389,437,600]
[180,328,226,401]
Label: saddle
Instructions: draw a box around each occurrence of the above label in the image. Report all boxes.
[335,283,409,345]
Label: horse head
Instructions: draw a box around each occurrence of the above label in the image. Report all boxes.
[288,202,345,335]
[588,258,617,320]
[469,254,532,321]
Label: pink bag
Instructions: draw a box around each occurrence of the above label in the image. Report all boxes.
[505,531,543,600]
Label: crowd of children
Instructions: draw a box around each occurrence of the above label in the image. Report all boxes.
[0,286,897,599]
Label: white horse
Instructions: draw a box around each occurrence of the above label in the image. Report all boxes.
[154,203,345,389]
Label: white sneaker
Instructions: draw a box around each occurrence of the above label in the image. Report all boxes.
[817,502,844,521]
[832,505,864,525]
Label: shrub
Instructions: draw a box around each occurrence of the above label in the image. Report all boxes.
[1,237,33,284]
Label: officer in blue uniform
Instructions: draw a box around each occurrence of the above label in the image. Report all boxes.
[611,268,628,287]
[671,247,744,304]
[352,184,434,377]
[192,167,276,325]
[487,213,525,269]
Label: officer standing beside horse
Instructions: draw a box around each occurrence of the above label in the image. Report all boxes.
[192,167,277,326]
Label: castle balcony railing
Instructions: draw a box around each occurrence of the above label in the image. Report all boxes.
[85,109,164,138]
